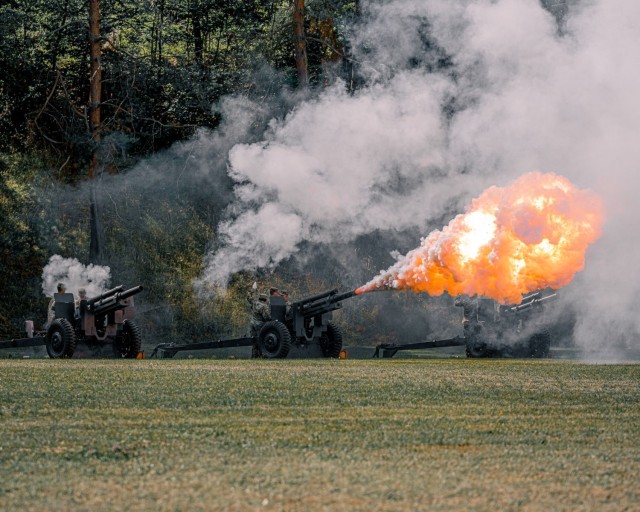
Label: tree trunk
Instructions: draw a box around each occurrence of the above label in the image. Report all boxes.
[292,0,308,86]
[151,0,165,66]
[88,0,103,262]
[191,3,204,68]
[50,0,71,71]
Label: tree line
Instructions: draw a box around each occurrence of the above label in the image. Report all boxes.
[1,0,384,341]
[1,0,359,170]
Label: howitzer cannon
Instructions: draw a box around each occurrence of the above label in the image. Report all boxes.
[50,285,143,358]
[257,288,357,358]
[85,285,143,317]
[152,288,358,359]
[374,290,557,359]
[0,285,144,359]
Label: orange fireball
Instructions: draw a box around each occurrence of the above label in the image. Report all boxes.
[356,172,603,304]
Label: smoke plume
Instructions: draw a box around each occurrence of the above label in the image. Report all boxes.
[198,0,640,353]
[42,255,111,299]
[357,172,603,303]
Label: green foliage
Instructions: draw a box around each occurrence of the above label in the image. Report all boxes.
[0,0,364,342]
[107,198,220,342]
[0,154,48,336]
[0,1,360,160]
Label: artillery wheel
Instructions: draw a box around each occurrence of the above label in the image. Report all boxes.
[319,322,343,358]
[465,334,492,358]
[528,329,551,358]
[113,320,142,358]
[258,321,291,359]
[465,343,490,358]
[46,319,77,359]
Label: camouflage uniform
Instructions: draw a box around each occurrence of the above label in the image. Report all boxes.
[251,295,271,323]
[46,297,56,329]
[45,283,67,329]
[280,290,292,316]
[247,284,272,357]
[454,296,475,333]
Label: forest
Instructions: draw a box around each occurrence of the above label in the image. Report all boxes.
[1,0,443,346]
[1,0,593,352]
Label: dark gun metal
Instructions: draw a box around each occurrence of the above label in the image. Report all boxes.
[89,285,144,316]
[1,284,144,359]
[373,290,558,359]
[152,288,360,359]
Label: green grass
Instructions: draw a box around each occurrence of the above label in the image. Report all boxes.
[1,359,638,511]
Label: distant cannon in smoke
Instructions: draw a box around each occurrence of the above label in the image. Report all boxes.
[0,285,144,358]
[151,288,358,359]
[374,290,557,358]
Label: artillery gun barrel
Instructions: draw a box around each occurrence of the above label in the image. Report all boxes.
[302,289,357,318]
[297,288,339,308]
[92,301,122,316]
[90,285,144,316]
[332,290,357,303]
[117,285,144,301]
[87,285,124,306]
[509,292,557,313]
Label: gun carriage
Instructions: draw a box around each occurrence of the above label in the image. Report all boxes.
[0,285,143,358]
[374,290,557,359]
[152,288,357,359]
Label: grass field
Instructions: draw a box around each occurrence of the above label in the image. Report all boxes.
[1,359,639,511]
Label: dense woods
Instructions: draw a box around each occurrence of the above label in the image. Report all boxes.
[0,0,575,349]
[1,0,357,166]
[2,0,423,344]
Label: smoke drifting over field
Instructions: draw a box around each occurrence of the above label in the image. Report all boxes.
[200,0,640,352]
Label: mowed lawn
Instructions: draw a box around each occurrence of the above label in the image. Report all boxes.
[0,359,638,511]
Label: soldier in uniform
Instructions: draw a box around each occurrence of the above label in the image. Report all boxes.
[247,282,271,357]
[247,283,271,325]
[46,282,66,328]
[454,296,475,334]
[75,287,87,306]
[280,290,291,315]
[75,287,87,318]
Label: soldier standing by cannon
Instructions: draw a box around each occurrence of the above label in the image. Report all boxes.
[75,287,87,308]
[247,283,271,328]
[247,282,269,357]
[46,283,68,328]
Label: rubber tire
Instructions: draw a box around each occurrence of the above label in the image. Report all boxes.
[319,322,343,358]
[46,318,77,358]
[464,330,492,358]
[258,321,291,359]
[528,330,551,358]
[113,320,142,358]
[465,343,490,358]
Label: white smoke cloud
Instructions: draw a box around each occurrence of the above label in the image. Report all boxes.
[201,72,459,284]
[42,255,111,299]
[201,0,640,352]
